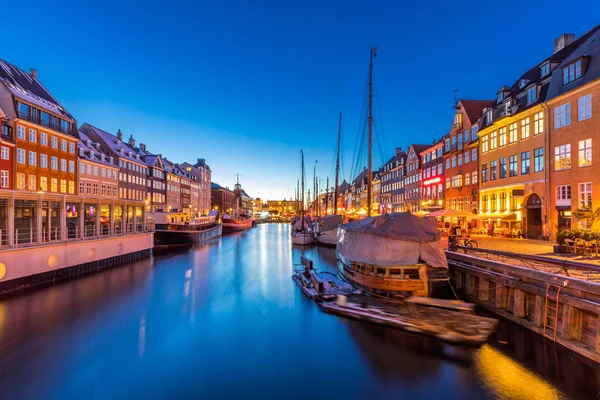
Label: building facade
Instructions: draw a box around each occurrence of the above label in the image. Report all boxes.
[211,182,235,213]
[443,100,488,214]
[380,148,406,213]
[403,144,429,212]
[420,141,444,212]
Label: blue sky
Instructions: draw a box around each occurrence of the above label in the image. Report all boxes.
[2,1,599,200]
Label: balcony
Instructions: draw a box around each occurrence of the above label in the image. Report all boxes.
[18,111,75,136]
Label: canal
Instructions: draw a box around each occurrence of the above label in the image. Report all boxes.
[0,223,597,399]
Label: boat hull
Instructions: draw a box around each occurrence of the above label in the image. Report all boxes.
[222,218,253,234]
[291,233,314,246]
[154,224,222,247]
[337,250,448,298]
[315,231,337,247]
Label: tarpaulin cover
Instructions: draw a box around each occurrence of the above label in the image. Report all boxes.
[319,214,343,232]
[337,212,447,268]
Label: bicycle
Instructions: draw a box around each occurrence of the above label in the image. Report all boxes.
[448,235,478,253]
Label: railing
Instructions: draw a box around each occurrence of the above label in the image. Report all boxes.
[15,228,37,247]
[17,111,74,135]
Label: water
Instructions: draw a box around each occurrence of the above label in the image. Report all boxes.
[0,223,597,399]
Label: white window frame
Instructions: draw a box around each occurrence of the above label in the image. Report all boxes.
[578,138,592,167]
[554,103,571,129]
[17,148,25,164]
[0,146,9,160]
[578,94,592,121]
[554,144,571,171]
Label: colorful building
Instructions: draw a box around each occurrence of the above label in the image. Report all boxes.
[380,148,406,213]
[403,144,429,212]
[420,141,444,212]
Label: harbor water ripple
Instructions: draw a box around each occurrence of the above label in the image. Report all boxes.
[0,223,597,399]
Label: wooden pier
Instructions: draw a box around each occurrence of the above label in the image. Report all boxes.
[446,251,600,363]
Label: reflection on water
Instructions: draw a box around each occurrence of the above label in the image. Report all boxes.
[0,223,596,399]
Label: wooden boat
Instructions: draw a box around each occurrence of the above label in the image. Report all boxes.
[153,212,222,247]
[319,294,498,347]
[291,232,314,246]
[292,256,360,301]
[291,150,313,245]
[337,212,449,298]
[314,214,343,247]
[222,215,253,234]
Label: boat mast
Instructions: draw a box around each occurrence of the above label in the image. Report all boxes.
[325,176,329,215]
[367,46,377,217]
[301,151,305,224]
[296,179,300,215]
[334,112,341,215]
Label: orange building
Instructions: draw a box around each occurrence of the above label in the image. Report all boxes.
[547,27,600,235]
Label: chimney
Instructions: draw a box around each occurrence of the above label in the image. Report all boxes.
[128,135,135,148]
[29,68,37,79]
[554,33,575,53]
[140,143,146,152]
[117,129,123,141]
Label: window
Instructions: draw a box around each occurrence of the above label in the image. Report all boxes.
[16,173,25,189]
[472,125,478,138]
[51,178,58,192]
[482,195,488,212]
[87,164,92,174]
[563,60,582,85]
[40,132,48,146]
[60,139,67,152]
[17,148,25,164]
[28,174,36,191]
[482,135,489,153]
[69,160,75,173]
[490,131,497,150]
[437,164,442,175]
[578,139,592,167]
[0,171,8,188]
[527,86,537,104]
[93,166,99,176]
[499,158,507,179]
[51,156,58,170]
[499,192,507,212]
[481,163,488,182]
[17,125,25,140]
[534,112,544,135]
[0,146,9,160]
[464,151,470,164]
[490,160,497,180]
[69,142,75,153]
[68,181,75,194]
[29,129,37,143]
[486,109,493,124]
[472,171,478,185]
[465,173,470,186]
[60,179,67,194]
[80,162,85,173]
[451,156,456,168]
[28,151,36,166]
[578,94,592,121]
[556,185,571,200]
[457,133,463,150]
[491,194,498,212]
[40,154,48,168]
[521,151,530,174]
[541,62,550,77]
[534,147,544,172]
[464,130,470,143]
[446,159,450,170]
[554,103,571,128]
[79,182,85,194]
[93,183,98,195]
[499,127,507,147]
[521,118,530,140]
[458,153,463,166]
[445,178,450,189]
[40,176,47,191]
[579,182,592,208]
[472,148,477,161]
[554,144,571,170]
[61,159,67,172]
[51,136,58,149]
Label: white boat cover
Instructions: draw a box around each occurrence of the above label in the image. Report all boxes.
[319,214,343,232]
[337,212,447,269]
[208,209,219,217]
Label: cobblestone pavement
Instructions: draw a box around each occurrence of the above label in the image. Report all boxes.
[443,235,600,266]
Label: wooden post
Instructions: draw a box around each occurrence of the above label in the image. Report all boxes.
[495,283,508,309]
[534,295,544,327]
[455,271,463,290]
[514,289,526,318]
[479,278,490,302]
[562,305,583,341]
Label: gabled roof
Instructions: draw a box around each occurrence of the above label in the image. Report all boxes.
[459,100,493,124]
[0,59,73,120]
[77,130,117,167]
[352,168,369,187]
[408,144,430,155]
[80,123,146,165]
[336,180,349,196]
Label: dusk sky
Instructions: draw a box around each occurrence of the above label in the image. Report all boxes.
[3,1,599,200]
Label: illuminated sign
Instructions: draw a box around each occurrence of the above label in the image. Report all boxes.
[423,176,442,186]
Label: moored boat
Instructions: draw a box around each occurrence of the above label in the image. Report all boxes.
[291,150,314,246]
[337,212,449,298]
[222,214,253,234]
[314,214,343,247]
[153,211,222,247]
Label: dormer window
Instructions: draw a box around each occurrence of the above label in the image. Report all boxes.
[563,59,582,85]
[497,92,503,103]
[540,62,550,77]
[486,109,493,124]
[527,86,537,104]
[79,148,85,157]
[519,80,527,89]
[505,99,512,115]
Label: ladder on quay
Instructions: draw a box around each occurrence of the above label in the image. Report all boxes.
[543,283,562,341]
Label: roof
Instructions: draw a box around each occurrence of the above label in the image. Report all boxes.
[460,99,493,124]
[80,123,146,165]
[77,130,118,167]
[352,168,369,187]
[0,59,73,120]
[408,144,431,155]
[211,182,233,192]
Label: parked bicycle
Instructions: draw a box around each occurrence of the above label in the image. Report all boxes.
[448,235,478,253]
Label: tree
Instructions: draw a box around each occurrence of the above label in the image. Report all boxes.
[573,206,600,229]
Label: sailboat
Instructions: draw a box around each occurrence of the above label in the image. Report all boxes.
[292,150,314,245]
[315,112,344,247]
[336,47,450,297]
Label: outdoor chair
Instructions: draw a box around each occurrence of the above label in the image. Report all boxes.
[564,239,576,254]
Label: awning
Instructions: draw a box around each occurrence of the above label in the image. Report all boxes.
[555,205,571,211]
[471,212,515,220]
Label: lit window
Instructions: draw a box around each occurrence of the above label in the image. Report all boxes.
[554,144,571,170]
[40,176,48,191]
[579,182,592,208]
[60,179,67,193]
[578,139,592,167]
[51,178,58,192]
[17,173,25,189]
[521,118,530,140]
[481,135,489,153]
[578,94,592,121]
[499,127,506,146]
[490,131,497,150]
[28,174,36,191]
[534,112,544,135]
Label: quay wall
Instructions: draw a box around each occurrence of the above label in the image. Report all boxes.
[0,233,153,294]
[446,251,600,363]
